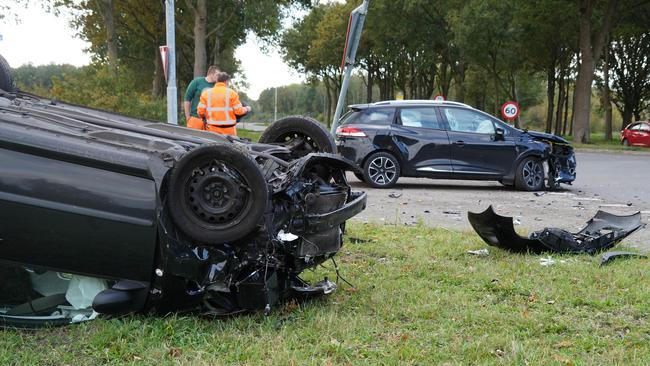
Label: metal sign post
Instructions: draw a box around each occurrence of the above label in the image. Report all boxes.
[164,0,178,125]
[330,0,370,135]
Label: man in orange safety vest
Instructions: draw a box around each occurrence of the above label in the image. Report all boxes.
[197,72,251,136]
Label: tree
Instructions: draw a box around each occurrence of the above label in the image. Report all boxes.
[179,0,309,78]
[572,0,618,143]
[451,0,527,125]
[609,4,650,128]
[514,0,578,133]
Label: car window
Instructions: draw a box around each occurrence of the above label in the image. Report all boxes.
[398,107,443,129]
[339,111,358,125]
[639,124,650,132]
[443,107,495,134]
[355,108,395,125]
[629,123,641,130]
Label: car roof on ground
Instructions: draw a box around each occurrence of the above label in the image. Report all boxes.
[349,100,473,110]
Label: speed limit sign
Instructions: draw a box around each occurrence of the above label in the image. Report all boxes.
[501,101,520,120]
[433,94,445,101]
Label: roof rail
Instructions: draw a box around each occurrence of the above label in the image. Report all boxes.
[369,99,473,109]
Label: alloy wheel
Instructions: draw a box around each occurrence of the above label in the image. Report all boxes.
[368,156,397,186]
[522,160,544,189]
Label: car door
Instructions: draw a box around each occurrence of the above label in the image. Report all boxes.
[637,123,650,146]
[0,145,157,282]
[440,106,517,176]
[627,124,641,145]
[390,106,453,175]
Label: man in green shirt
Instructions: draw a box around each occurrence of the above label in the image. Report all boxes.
[183,65,220,130]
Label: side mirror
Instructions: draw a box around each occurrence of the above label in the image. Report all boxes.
[494,128,505,141]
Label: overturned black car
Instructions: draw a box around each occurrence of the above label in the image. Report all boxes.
[0,62,366,328]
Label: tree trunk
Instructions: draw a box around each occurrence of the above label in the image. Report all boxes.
[545,68,556,133]
[603,44,612,141]
[152,48,164,98]
[366,68,373,103]
[511,75,520,129]
[494,76,500,116]
[97,0,118,75]
[572,0,618,144]
[192,0,208,77]
[563,79,570,136]
[554,69,565,136]
[454,59,466,103]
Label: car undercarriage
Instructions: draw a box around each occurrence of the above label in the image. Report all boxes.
[0,90,366,328]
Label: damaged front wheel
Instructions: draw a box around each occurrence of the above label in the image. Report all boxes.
[515,157,544,191]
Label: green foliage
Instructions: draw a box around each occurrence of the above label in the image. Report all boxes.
[48,65,166,121]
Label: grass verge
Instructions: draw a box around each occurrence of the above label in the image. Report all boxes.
[1,223,649,365]
[236,128,262,142]
[569,133,648,153]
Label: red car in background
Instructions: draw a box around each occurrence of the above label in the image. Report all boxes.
[621,121,650,147]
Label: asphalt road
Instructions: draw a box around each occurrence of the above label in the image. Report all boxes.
[574,151,650,206]
[347,149,650,251]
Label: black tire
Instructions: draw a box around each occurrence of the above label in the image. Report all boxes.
[622,139,629,147]
[353,172,366,182]
[515,157,545,191]
[363,152,400,188]
[0,54,15,92]
[258,116,336,158]
[167,144,268,244]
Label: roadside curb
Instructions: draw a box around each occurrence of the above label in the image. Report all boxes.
[575,148,650,156]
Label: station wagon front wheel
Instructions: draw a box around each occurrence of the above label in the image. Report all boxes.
[515,157,545,191]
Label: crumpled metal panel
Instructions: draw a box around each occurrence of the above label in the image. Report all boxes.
[468,206,645,254]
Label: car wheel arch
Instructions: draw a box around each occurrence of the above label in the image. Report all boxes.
[360,148,403,175]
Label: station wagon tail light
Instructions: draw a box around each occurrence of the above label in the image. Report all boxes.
[336,126,367,137]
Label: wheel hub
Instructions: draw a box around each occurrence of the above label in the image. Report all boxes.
[368,157,396,185]
[522,161,543,188]
[187,160,248,225]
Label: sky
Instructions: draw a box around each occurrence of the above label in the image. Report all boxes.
[0,2,305,99]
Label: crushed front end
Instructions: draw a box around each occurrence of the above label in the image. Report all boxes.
[523,130,577,189]
[546,142,576,188]
[140,152,367,316]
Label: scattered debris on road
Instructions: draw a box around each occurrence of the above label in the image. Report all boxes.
[388,192,403,199]
[468,206,645,254]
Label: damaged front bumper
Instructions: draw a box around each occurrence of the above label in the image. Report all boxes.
[468,206,644,254]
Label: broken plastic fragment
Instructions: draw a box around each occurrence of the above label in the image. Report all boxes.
[467,249,489,256]
[539,257,555,266]
[600,251,647,266]
[277,230,299,242]
[468,206,645,254]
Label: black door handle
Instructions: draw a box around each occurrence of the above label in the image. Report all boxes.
[454,140,465,147]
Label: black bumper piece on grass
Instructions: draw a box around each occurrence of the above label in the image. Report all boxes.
[468,206,645,254]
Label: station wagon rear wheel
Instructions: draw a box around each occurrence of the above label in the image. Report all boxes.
[363,152,400,188]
